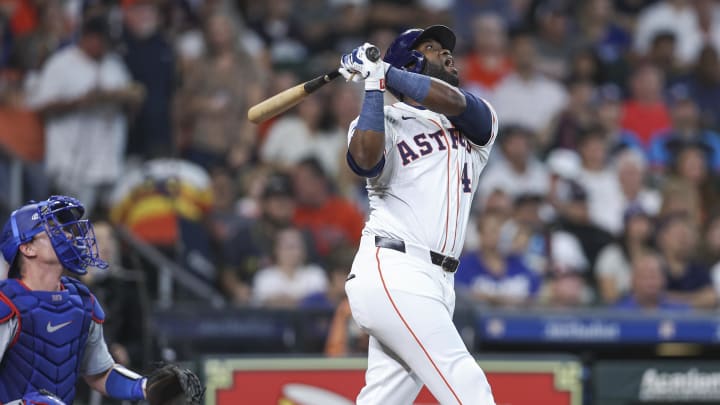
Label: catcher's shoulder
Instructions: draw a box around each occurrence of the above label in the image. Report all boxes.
[0,290,17,323]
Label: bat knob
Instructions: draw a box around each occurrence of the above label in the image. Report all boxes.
[366,46,380,62]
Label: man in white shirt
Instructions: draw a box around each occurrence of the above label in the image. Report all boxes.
[28,16,143,211]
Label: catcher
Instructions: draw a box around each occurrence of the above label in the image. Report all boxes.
[0,196,204,404]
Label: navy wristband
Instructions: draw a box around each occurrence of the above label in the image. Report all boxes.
[357,90,385,133]
[105,366,146,401]
[386,67,431,102]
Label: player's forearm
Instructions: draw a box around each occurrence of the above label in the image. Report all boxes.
[349,90,385,170]
[386,67,465,116]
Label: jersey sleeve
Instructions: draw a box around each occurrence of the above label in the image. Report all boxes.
[80,321,115,376]
[449,91,499,149]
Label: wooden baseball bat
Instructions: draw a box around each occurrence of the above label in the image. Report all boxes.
[248,46,380,124]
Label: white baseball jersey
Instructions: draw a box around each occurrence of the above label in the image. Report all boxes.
[348,101,499,258]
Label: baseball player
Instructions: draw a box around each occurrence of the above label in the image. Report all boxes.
[0,195,203,404]
[339,25,499,404]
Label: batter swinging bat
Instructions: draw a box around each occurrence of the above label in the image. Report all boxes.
[247,46,380,124]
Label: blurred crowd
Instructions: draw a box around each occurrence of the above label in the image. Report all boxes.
[2,0,720,329]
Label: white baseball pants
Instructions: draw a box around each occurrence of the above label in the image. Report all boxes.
[345,235,496,405]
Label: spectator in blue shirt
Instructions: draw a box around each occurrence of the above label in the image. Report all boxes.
[648,84,720,173]
[457,210,542,307]
[655,213,718,309]
[614,250,690,311]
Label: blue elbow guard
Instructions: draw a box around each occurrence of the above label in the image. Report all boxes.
[105,365,146,401]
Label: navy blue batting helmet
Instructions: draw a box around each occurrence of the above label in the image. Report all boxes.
[383,25,456,99]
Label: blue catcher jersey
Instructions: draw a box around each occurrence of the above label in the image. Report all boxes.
[0,276,103,404]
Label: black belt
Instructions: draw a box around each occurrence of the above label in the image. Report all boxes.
[374,236,459,273]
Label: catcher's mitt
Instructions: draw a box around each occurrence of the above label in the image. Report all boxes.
[145,364,205,405]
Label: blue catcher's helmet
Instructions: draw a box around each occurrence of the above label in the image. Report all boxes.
[383,25,456,99]
[0,195,108,275]
[22,389,66,405]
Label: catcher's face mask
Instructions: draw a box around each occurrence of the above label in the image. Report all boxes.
[1,195,108,275]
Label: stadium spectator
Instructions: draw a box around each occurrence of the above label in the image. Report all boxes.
[613,149,662,216]
[633,0,702,67]
[252,226,328,308]
[478,125,550,202]
[595,204,654,304]
[460,12,512,99]
[220,172,316,305]
[658,177,702,227]
[300,245,356,309]
[174,11,262,171]
[457,210,542,307]
[648,84,720,173]
[592,83,645,157]
[554,180,614,276]
[492,27,568,135]
[614,250,691,311]
[576,126,625,234]
[500,193,550,276]
[543,230,593,308]
[292,157,365,259]
[27,15,143,213]
[575,0,632,78]
[121,0,176,160]
[246,0,308,68]
[12,0,71,75]
[620,63,671,145]
[665,139,720,223]
[531,0,574,80]
[655,213,717,309]
[260,90,344,175]
[544,77,596,151]
[683,45,720,131]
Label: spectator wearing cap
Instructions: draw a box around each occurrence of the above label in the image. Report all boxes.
[499,192,551,276]
[648,83,720,173]
[219,172,317,305]
[492,27,568,135]
[595,204,654,304]
[620,63,671,146]
[456,210,542,307]
[593,83,645,157]
[27,15,143,213]
[542,229,593,308]
[121,0,176,160]
[576,125,625,234]
[614,250,690,311]
[478,125,550,204]
[554,180,614,285]
[655,213,717,309]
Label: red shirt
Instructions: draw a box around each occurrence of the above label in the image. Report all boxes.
[620,100,671,145]
[461,53,513,91]
[294,197,365,257]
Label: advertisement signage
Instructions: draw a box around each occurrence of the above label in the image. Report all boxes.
[203,357,582,405]
[594,361,720,405]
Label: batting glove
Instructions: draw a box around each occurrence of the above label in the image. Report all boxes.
[340,43,389,92]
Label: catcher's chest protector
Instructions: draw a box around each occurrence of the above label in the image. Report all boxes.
[0,277,94,404]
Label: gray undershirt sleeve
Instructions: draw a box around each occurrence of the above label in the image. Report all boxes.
[80,321,115,376]
[0,318,17,364]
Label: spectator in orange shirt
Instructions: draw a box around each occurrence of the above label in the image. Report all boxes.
[620,63,671,145]
[292,157,365,258]
[460,13,512,99]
